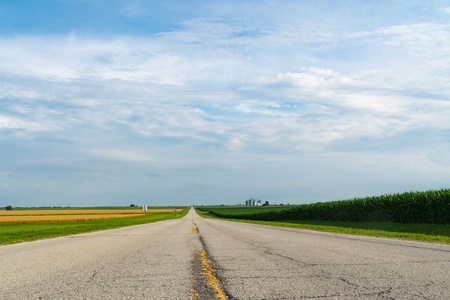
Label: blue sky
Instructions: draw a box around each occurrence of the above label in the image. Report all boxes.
[1,1,449,207]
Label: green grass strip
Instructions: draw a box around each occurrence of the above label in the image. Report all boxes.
[196,210,450,244]
[0,209,188,245]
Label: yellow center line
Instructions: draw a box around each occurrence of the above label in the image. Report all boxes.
[198,250,227,300]
[192,280,199,299]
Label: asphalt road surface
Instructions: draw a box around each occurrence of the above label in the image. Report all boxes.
[1,208,449,299]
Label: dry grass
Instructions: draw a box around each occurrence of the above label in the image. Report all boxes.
[0,209,183,224]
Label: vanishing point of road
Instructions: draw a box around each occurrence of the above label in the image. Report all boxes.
[1,208,449,299]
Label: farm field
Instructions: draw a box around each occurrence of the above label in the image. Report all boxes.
[198,189,450,224]
[196,189,450,244]
[196,205,292,216]
[196,208,450,244]
[0,208,183,224]
[0,207,188,245]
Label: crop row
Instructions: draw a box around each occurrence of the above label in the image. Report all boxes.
[1,209,184,224]
[200,189,450,225]
[0,208,180,216]
[0,214,146,224]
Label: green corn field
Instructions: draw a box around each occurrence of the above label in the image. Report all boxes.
[199,189,450,224]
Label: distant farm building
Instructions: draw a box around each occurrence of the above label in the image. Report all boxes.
[245,198,262,206]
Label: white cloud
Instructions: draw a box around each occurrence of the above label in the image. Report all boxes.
[0,114,56,134]
[375,23,450,56]
[0,26,253,86]
[273,67,355,89]
[1,5,450,206]
[438,7,450,14]
[0,34,182,84]
[85,149,154,164]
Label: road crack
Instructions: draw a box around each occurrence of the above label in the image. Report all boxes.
[191,223,232,300]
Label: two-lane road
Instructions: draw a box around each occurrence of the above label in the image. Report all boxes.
[1,208,449,299]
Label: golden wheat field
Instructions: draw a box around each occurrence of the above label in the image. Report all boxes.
[0,209,183,224]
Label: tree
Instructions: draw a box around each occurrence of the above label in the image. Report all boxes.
[262,201,270,206]
[6,205,13,210]
[130,204,136,207]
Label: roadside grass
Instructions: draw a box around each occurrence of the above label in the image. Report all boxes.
[196,210,450,244]
[0,209,188,245]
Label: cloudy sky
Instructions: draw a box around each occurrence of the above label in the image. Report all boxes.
[1,1,449,207]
